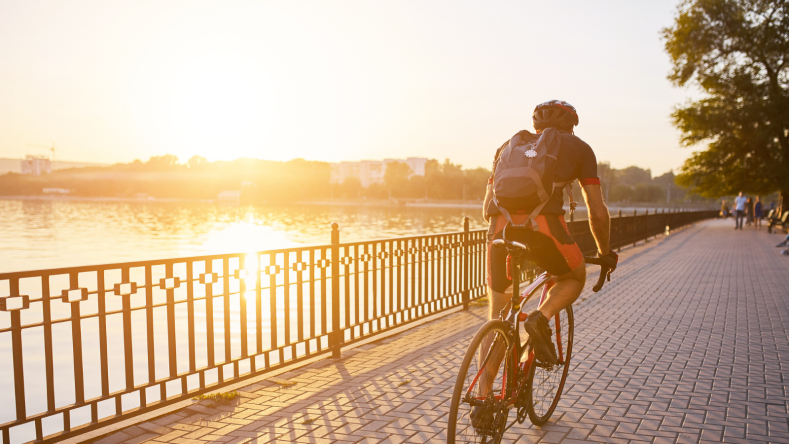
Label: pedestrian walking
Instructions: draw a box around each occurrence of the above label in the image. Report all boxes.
[720,200,729,218]
[746,197,754,226]
[754,196,763,230]
[733,192,747,230]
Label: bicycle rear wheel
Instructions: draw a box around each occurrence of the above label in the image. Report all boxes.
[447,320,513,444]
[525,305,573,426]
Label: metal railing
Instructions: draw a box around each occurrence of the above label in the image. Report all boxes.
[568,208,718,253]
[0,209,716,444]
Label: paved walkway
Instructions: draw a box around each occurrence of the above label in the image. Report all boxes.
[97,219,789,444]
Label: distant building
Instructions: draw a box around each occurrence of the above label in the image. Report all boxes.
[330,158,427,187]
[21,156,51,176]
[0,158,107,175]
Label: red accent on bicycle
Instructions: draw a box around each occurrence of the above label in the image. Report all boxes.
[447,237,611,443]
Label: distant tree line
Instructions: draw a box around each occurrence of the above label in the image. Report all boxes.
[332,159,490,201]
[0,155,330,203]
[0,155,706,204]
[596,162,700,204]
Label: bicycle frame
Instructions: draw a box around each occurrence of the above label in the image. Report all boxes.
[463,255,556,407]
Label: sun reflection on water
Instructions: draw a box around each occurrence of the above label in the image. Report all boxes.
[198,220,298,256]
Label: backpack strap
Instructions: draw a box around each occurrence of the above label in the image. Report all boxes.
[493,180,569,230]
[526,180,566,229]
[525,195,551,229]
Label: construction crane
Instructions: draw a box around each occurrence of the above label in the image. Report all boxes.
[26,142,56,162]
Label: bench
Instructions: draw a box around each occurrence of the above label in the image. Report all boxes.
[767,210,789,234]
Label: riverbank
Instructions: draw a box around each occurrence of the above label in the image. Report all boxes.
[0,194,214,203]
[0,194,715,211]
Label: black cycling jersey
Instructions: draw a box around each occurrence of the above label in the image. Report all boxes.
[490,130,598,216]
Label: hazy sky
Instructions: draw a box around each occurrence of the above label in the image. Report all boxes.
[0,0,699,174]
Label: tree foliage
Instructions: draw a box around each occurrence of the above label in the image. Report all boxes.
[662,0,789,198]
[384,162,412,197]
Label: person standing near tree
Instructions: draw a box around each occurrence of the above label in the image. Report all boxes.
[721,200,729,218]
[734,192,747,230]
[755,196,763,230]
[746,197,754,226]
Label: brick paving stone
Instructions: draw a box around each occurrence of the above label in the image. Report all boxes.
[97,219,789,444]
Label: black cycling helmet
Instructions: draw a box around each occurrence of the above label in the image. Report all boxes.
[532,100,579,131]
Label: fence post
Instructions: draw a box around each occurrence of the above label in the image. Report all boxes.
[617,209,622,252]
[330,223,341,359]
[633,209,637,247]
[654,208,658,239]
[462,217,470,310]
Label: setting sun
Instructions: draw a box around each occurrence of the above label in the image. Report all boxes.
[1,0,697,172]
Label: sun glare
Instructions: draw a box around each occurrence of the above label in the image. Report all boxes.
[125,38,276,162]
[118,4,381,164]
[199,221,296,257]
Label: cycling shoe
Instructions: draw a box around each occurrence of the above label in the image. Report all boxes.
[470,405,492,432]
[523,310,558,366]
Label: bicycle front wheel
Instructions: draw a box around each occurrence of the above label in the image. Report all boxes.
[525,304,573,426]
[447,320,513,444]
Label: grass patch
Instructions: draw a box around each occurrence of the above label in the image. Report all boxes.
[301,417,317,424]
[272,379,297,387]
[192,390,239,405]
[397,380,412,387]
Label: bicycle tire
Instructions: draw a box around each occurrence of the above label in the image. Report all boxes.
[447,319,513,444]
[525,304,573,426]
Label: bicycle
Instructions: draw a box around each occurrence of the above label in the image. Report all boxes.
[447,236,613,443]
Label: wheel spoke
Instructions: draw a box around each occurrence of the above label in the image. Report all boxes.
[526,306,573,425]
[448,321,513,443]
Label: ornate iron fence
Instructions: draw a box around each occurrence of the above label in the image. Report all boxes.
[0,209,715,444]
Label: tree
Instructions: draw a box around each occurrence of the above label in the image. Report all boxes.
[597,162,617,202]
[662,0,789,210]
[383,161,412,198]
[339,176,362,199]
[145,154,181,170]
[617,166,652,187]
[464,167,490,200]
[187,155,209,169]
[424,159,442,199]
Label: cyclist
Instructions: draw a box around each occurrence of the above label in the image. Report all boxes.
[483,100,619,366]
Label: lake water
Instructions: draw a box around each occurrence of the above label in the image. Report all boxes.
[0,199,491,273]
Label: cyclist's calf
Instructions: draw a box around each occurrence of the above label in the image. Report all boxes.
[487,262,586,321]
[488,289,511,321]
[539,263,585,319]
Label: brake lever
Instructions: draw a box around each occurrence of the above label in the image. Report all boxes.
[592,266,611,292]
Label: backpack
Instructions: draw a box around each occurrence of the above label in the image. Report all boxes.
[489,127,567,228]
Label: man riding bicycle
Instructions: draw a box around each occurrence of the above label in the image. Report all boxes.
[483,100,619,367]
